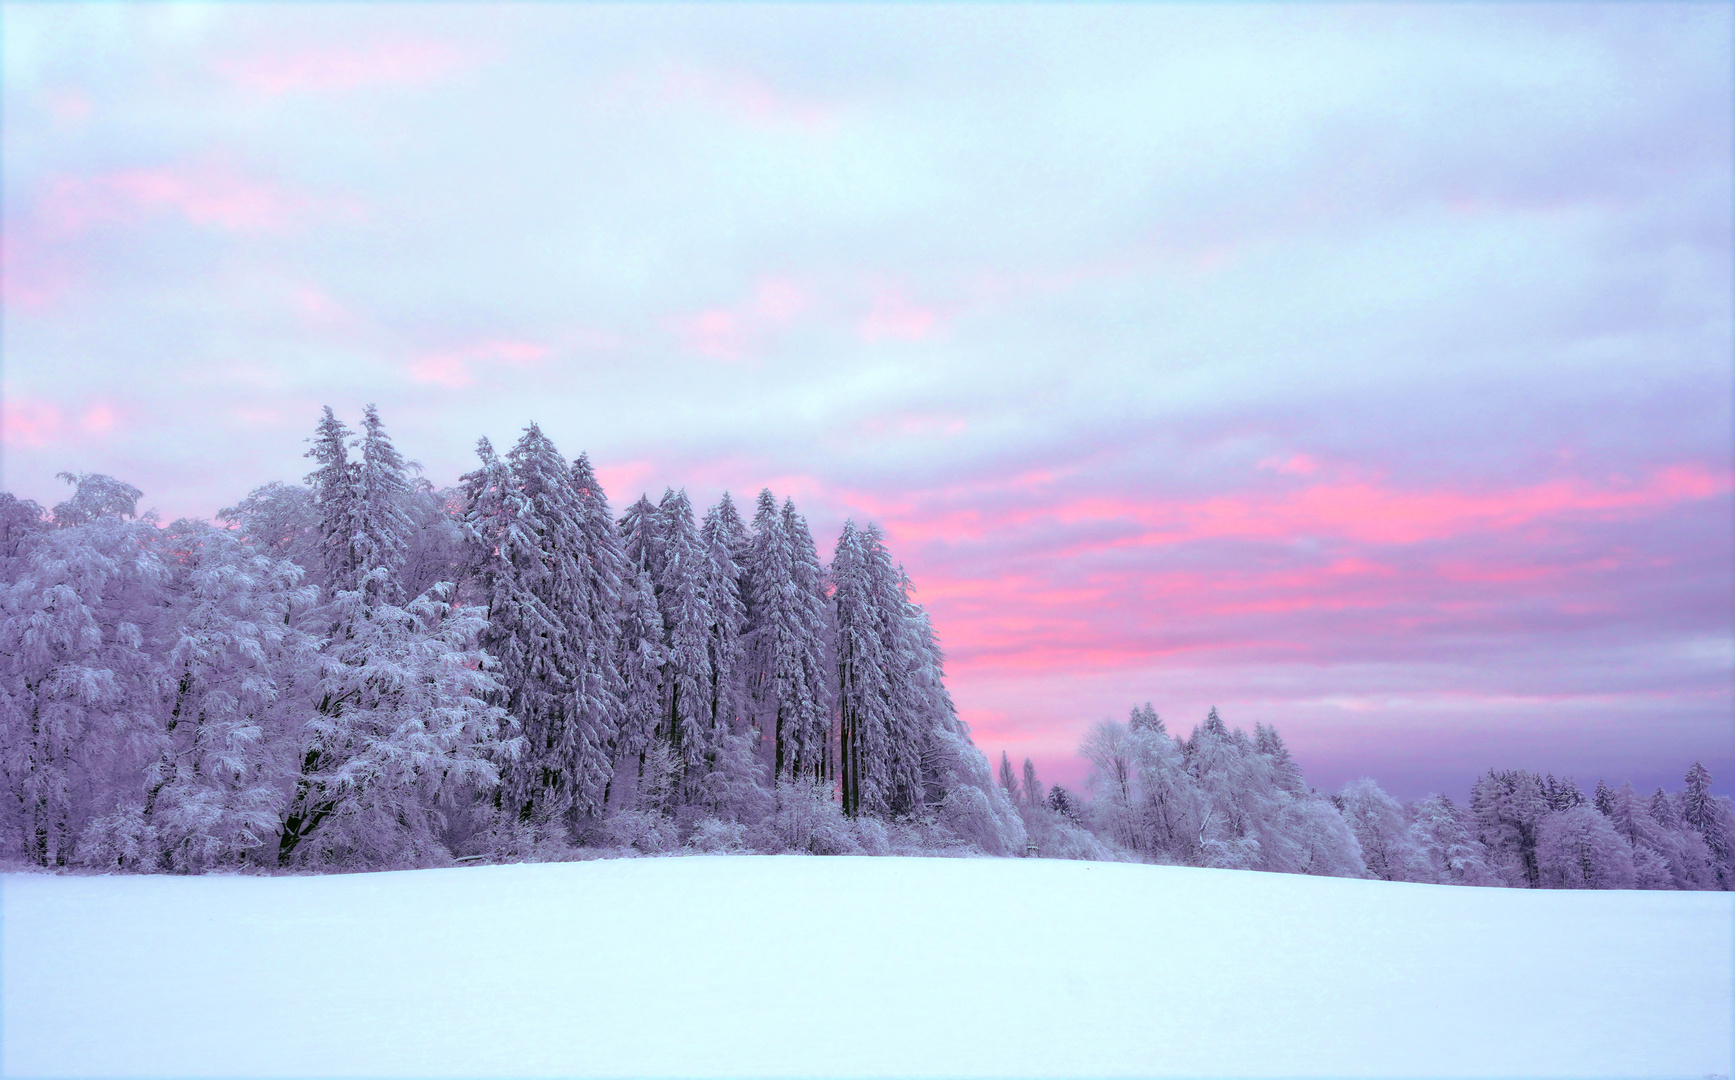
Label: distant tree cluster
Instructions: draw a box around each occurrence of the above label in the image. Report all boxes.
[1007,704,1733,890]
[0,407,1024,873]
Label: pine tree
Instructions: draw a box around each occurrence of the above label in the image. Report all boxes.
[833,520,892,817]
[998,751,1018,802]
[1129,703,1162,732]
[1022,758,1040,809]
[1254,722,1306,796]
[699,496,747,747]
[1593,779,1614,816]
[612,568,667,809]
[280,409,505,865]
[654,489,714,785]
[305,407,360,597]
[352,405,415,606]
[743,491,831,785]
[565,453,627,821]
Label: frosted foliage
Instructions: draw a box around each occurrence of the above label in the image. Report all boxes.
[1472,770,1549,887]
[698,495,747,743]
[653,489,714,778]
[0,513,167,866]
[1537,805,1637,889]
[1339,777,1429,882]
[50,472,143,527]
[122,522,318,872]
[742,491,830,784]
[1407,794,1499,886]
[277,581,513,868]
[218,482,320,583]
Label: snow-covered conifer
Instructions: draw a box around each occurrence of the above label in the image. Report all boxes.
[743,491,831,784]
[1022,758,1041,809]
[1254,722,1306,796]
[611,569,667,810]
[654,489,715,784]
[698,496,747,745]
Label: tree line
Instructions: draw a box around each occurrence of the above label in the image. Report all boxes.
[997,706,1733,889]
[3,404,1727,888]
[0,406,1023,872]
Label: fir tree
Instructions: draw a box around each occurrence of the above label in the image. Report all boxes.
[698,496,747,747]
[654,489,714,785]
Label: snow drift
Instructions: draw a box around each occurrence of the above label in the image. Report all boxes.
[5,856,1729,1078]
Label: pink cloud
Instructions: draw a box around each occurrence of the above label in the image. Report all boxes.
[43,159,319,234]
[616,63,840,135]
[670,278,808,362]
[79,402,119,435]
[858,288,942,343]
[2,399,64,448]
[856,411,968,440]
[406,339,550,389]
[217,39,478,95]
[45,90,93,124]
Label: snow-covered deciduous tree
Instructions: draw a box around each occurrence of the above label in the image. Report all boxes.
[1536,804,1636,889]
[1125,718,1201,863]
[1339,777,1428,882]
[114,521,319,872]
[1406,794,1498,886]
[276,581,512,867]
[1471,769,1548,887]
[0,476,165,866]
[218,482,320,588]
[1278,794,1367,878]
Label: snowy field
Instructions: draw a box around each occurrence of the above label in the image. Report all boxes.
[4,857,1730,1079]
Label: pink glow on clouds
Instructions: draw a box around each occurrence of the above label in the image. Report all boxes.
[2,399,64,449]
[622,63,840,135]
[406,340,550,389]
[0,399,119,448]
[45,90,93,124]
[671,278,807,361]
[44,160,312,234]
[79,402,119,436]
[217,39,478,95]
[850,462,1732,551]
[858,288,943,343]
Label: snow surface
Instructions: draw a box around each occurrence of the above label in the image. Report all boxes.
[4,856,1730,1078]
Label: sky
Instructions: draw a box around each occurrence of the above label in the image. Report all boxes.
[2,2,1730,800]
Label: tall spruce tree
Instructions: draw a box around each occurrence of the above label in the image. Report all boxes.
[699,495,747,746]
[743,490,831,784]
[654,489,714,785]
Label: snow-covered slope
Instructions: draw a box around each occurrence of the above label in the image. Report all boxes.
[4,857,1729,1078]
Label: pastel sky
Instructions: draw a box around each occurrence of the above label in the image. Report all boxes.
[3,3,1730,799]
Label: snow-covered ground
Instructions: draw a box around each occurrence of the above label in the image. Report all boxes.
[4,856,1729,1078]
